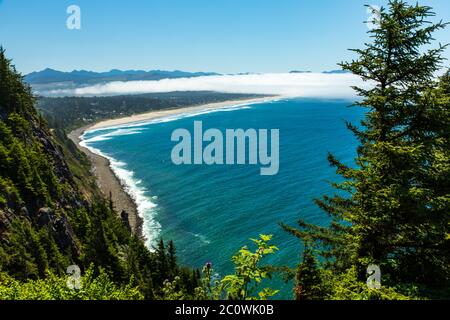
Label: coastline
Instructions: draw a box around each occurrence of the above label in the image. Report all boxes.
[89,96,280,130]
[68,95,280,241]
[68,125,144,238]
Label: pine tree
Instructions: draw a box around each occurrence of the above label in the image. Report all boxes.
[0,47,36,117]
[167,240,178,278]
[155,238,169,284]
[1,47,199,300]
[284,0,450,298]
[293,245,323,300]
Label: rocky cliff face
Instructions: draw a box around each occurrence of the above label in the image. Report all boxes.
[0,49,89,277]
[0,50,193,299]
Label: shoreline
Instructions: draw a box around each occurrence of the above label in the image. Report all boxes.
[89,96,281,130]
[68,125,144,238]
[68,95,281,241]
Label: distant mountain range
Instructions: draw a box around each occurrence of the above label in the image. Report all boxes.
[322,70,351,74]
[25,68,352,86]
[25,68,221,85]
[289,70,312,74]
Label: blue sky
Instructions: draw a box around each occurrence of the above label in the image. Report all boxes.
[1,0,450,74]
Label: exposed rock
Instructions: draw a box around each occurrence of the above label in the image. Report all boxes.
[21,206,30,217]
[32,123,74,185]
[54,214,80,257]
[36,207,54,226]
[121,210,132,232]
[0,209,13,235]
[34,207,80,257]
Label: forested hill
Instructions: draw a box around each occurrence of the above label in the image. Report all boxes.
[37,92,265,131]
[25,68,220,85]
[0,49,199,299]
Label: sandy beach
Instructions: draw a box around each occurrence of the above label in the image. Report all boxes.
[89,96,280,130]
[68,125,144,237]
[68,95,279,239]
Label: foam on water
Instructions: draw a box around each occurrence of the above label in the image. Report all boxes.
[79,98,281,249]
[77,98,364,299]
[87,98,279,133]
[80,131,160,248]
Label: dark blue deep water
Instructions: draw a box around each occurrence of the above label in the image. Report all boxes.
[81,98,365,298]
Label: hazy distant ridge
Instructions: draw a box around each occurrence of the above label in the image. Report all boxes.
[25,68,221,84]
[26,68,351,85]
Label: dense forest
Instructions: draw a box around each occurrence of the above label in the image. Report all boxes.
[37,92,265,131]
[0,48,278,300]
[0,46,205,299]
[283,0,450,299]
[0,0,449,300]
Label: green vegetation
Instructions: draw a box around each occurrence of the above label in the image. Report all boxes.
[0,266,143,300]
[37,92,265,131]
[1,0,449,301]
[162,234,279,300]
[283,0,450,300]
[0,48,277,300]
[220,234,279,300]
[0,233,278,300]
[0,47,201,299]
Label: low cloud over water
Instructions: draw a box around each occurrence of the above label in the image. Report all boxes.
[47,73,368,98]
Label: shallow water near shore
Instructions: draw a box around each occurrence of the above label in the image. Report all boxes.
[81,98,365,298]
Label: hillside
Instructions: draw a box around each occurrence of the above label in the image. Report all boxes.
[25,68,220,85]
[37,92,265,131]
[0,49,199,299]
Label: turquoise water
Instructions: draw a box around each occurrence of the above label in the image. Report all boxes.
[81,98,364,298]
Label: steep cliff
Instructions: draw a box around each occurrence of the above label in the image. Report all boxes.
[0,49,198,298]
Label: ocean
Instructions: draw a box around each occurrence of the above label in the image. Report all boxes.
[81,98,365,298]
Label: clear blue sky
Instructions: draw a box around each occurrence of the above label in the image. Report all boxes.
[1,0,450,74]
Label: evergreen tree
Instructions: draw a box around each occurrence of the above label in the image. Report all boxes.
[293,245,323,300]
[0,47,200,300]
[284,0,450,298]
[167,240,178,278]
[155,238,169,284]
